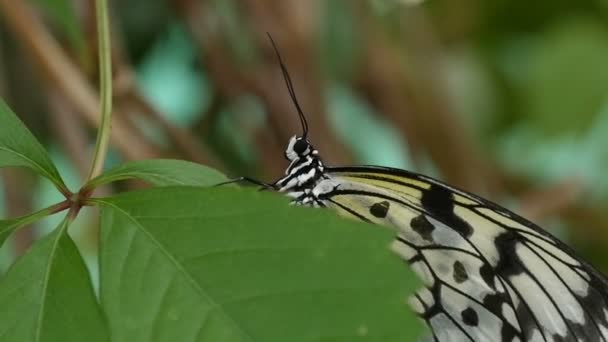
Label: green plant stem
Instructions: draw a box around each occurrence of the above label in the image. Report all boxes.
[86,0,112,183]
[6,200,71,228]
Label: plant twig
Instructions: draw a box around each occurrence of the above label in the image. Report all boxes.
[86,0,112,182]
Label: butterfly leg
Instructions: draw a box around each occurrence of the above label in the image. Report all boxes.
[214,177,277,191]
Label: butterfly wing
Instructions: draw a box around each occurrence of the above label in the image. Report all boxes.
[316,166,608,342]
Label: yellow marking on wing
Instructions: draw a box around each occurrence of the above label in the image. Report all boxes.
[338,176,425,199]
[327,201,360,221]
[338,172,431,190]
[327,194,376,223]
[329,195,361,214]
[453,194,479,206]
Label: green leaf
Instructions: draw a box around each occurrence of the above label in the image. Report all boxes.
[0,218,108,342]
[86,159,228,188]
[96,187,424,342]
[0,99,67,192]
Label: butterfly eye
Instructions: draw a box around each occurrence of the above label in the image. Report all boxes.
[293,139,308,155]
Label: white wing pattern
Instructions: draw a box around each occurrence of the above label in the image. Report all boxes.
[314,166,608,342]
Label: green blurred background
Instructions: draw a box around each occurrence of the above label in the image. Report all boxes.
[0,0,607,277]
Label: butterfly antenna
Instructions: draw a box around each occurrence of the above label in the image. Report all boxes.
[266,33,309,138]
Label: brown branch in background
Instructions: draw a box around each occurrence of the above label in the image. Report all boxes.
[399,8,499,195]
[355,5,497,196]
[0,33,36,256]
[354,26,424,163]
[99,3,226,170]
[173,0,283,177]
[357,4,594,236]
[1,169,36,256]
[130,90,223,165]
[500,170,608,244]
[0,0,163,162]
[518,178,583,223]
[112,63,226,170]
[47,91,91,175]
[564,205,608,244]
[173,0,354,179]
[242,0,354,166]
[193,93,223,136]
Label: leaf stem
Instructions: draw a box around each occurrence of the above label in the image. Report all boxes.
[4,200,71,228]
[86,0,112,183]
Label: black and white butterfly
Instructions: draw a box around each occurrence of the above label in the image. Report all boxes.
[246,34,608,342]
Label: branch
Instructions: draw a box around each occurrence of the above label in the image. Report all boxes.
[0,0,163,161]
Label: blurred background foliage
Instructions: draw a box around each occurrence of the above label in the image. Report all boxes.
[0,0,607,276]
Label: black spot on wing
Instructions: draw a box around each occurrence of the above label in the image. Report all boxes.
[572,274,608,339]
[502,325,520,342]
[481,293,503,315]
[494,231,524,277]
[370,200,390,218]
[461,307,479,326]
[561,320,603,342]
[479,263,496,289]
[453,261,468,283]
[551,331,575,342]
[492,233,557,339]
[580,275,608,318]
[421,184,473,238]
[411,215,435,242]
[481,292,521,340]
[421,283,444,320]
[483,293,522,341]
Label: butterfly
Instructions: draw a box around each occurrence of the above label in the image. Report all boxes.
[240,34,608,342]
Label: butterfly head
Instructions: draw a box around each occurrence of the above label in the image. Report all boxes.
[285,135,315,161]
[276,133,323,193]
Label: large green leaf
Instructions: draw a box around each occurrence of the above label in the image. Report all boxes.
[0,218,108,342]
[0,99,67,192]
[86,159,228,188]
[97,187,423,342]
